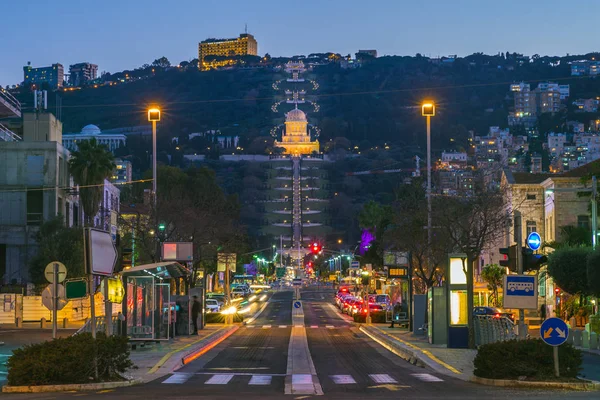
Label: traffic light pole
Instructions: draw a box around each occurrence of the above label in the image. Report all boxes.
[514,211,526,338]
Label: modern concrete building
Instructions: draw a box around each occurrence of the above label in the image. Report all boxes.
[198,33,258,70]
[23,62,64,89]
[112,159,133,184]
[68,62,98,86]
[63,124,126,153]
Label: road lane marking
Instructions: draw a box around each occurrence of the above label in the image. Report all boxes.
[369,374,397,384]
[310,325,318,328]
[326,325,334,329]
[195,372,286,376]
[292,374,312,384]
[162,373,193,384]
[330,375,356,384]
[205,374,234,384]
[411,373,444,382]
[279,325,288,328]
[262,325,272,329]
[249,375,272,385]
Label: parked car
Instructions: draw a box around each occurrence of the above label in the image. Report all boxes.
[473,306,515,322]
[205,299,220,313]
[344,298,362,315]
[357,303,384,315]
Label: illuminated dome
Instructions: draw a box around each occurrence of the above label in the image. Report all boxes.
[81,124,101,135]
[285,108,307,122]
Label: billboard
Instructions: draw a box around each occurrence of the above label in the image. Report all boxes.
[217,253,236,272]
[162,242,193,261]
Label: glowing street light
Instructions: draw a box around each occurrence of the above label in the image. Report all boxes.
[421,101,435,247]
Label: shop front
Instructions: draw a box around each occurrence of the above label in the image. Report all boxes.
[121,262,190,341]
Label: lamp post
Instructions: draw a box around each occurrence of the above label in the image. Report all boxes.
[148,107,161,259]
[421,102,435,247]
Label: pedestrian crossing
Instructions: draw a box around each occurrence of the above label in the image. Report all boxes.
[161,372,444,386]
[245,324,346,329]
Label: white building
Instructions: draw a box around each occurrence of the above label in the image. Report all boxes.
[547,133,568,157]
[63,124,126,153]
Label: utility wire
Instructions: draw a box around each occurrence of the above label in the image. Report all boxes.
[0,178,153,193]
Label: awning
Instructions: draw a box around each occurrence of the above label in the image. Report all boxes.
[121,262,191,279]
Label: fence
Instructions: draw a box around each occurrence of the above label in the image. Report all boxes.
[0,293,120,324]
[473,315,517,346]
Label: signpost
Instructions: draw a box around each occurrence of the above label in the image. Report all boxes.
[65,279,88,300]
[293,301,302,309]
[44,261,68,339]
[503,275,538,309]
[526,232,542,251]
[540,317,569,377]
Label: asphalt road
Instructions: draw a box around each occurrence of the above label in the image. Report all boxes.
[2,287,599,399]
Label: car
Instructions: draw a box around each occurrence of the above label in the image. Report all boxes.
[369,294,391,308]
[357,303,383,315]
[231,289,246,298]
[336,294,353,309]
[344,298,362,315]
[205,299,220,313]
[473,306,515,322]
[340,296,356,314]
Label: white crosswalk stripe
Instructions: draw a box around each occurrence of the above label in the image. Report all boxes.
[330,375,356,384]
[279,325,287,328]
[411,373,444,382]
[162,373,193,384]
[369,374,397,384]
[205,374,234,385]
[249,375,272,385]
[262,325,272,329]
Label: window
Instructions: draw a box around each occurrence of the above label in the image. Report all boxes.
[526,194,536,200]
[26,191,43,225]
[526,221,537,236]
[577,215,590,230]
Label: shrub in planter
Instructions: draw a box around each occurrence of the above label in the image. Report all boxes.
[7,333,133,386]
[204,312,244,324]
[353,311,387,323]
[474,338,582,380]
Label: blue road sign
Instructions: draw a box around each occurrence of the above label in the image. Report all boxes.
[527,231,542,251]
[540,317,569,346]
[293,301,302,309]
[505,275,536,296]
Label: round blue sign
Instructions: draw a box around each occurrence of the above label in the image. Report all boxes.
[527,232,542,251]
[540,317,569,346]
[293,301,301,309]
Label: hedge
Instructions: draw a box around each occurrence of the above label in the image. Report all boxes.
[474,339,582,380]
[353,311,387,323]
[7,333,133,386]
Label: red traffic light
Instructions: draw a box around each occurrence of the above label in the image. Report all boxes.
[310,242,321,254]
[554,288,560,294]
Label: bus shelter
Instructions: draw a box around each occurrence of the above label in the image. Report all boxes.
[121,262,190,341]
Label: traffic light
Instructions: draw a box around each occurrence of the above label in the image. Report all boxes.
[310,242,322,254]
[158,222,166,231]
[499,246,516,270]
[522,248,548,272]
[120,248,133,272]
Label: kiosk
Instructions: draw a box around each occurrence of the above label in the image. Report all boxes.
[447,254,469,348]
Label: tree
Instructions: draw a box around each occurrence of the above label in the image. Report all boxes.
[152,57,171,68]
[481,264,505,306]
[586,248,600,297]
[435,182,508,348]
[68,138,115,226]
[548,246,591,296]
[29,217,85,284]
[544,225,592,250]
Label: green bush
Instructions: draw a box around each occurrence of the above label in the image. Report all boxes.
[204,312,244,323]
[7,333,133,386]
[474,339,582,380]
[353,311,387,323]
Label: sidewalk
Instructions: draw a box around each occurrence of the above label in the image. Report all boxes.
[0,321,86,330]
[124,324,238,383]
[361,324,476,381]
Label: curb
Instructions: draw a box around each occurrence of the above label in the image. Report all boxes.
[360,325,466,380]
[178,325,239,367]
[471,376,600,390]
[2,379,142,393]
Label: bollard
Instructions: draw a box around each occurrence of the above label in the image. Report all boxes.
[583,330,590,348]
[40,317,46,329]
[63,317,68,329]
[15,317,22,328]
[574,329,583,347]
[590,332,598,350]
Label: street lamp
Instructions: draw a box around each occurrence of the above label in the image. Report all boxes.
[421,102,435,247]
[148,107,161,259]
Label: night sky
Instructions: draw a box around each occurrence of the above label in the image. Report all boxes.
[3,0,599,85]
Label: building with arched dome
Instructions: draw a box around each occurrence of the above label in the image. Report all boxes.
[63,124,126,153]
[274,107,319,155]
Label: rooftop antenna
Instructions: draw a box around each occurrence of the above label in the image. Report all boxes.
[245,23,247,34]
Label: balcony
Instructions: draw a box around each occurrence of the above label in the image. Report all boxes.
[0,88,21,118]
[0,123,22,142]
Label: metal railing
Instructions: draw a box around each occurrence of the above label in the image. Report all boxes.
[0,123,22,142]
[0,88,21,117]
[473,315,516,346]
[75,315,121,336]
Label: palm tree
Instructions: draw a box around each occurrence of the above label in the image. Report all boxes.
[68,138,115,226]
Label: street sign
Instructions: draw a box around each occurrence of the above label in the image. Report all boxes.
[88,229,118,276]
[503,274,538,309]
[388,267,408,278]
[540,317,569,346]
[44,262,67,284]
[65,279,88,300]
[41,284,68,311]
[293,301,302,309]
[100,278,125,303]
[350,261,360,269]
[527,232,542,251]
